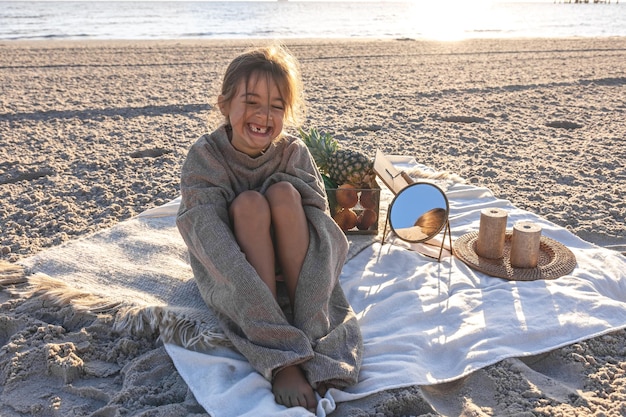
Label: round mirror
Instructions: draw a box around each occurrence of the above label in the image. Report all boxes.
[389,182,449,243]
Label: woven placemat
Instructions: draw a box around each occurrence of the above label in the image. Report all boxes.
[453,231,577,281]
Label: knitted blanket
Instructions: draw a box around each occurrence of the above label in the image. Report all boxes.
[4,197,378,353]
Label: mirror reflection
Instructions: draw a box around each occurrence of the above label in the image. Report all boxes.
[389,183,449,243]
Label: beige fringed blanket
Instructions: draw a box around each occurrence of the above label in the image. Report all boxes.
[0,197,377,354]
[3,207,227,349]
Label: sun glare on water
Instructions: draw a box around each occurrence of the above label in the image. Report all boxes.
[406,0,499,41]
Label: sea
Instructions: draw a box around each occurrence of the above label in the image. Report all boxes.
[1,1,625,42]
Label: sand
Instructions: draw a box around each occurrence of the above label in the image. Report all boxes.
[1,38,625,416]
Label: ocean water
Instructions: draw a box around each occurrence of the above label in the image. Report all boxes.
[1,1,625,41]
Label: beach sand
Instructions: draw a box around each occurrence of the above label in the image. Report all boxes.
[1,38,625,416]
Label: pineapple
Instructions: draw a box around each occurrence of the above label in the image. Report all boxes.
[299,127,377,188]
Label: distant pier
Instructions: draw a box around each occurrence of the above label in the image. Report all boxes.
[556,1,618,3]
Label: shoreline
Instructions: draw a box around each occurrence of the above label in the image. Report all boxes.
[2,31,626,44]
[1,37,626,416]
[3,35,626,47]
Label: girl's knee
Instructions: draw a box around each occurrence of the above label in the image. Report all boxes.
[266,182,301,207]
[230,191,270,221]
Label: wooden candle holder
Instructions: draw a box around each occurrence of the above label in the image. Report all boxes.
[476,208,508,259]
[510,222,542,268]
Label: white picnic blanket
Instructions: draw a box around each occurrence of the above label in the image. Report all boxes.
[165,181,626,417]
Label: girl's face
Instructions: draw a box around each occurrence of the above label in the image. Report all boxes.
[220,72,285,157]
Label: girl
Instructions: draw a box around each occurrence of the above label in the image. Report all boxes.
[176,45,363,412]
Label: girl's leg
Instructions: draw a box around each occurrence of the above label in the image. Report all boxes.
[267,184,360,397]
[265,182,316,411]
[265,182,309,308]
[229,190,277,298]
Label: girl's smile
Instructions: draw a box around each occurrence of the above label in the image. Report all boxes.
[249,124,269,134]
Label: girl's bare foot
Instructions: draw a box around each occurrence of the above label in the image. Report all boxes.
[272,365,317,411]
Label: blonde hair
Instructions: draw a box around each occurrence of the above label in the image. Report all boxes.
[218,44,304,128]
[414,207,447,236]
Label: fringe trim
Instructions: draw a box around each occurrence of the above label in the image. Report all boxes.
[8,272,230,351]
[0,261,28,285]
[114,304,231,350]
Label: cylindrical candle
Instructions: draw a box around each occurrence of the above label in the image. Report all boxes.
[510,222,542,268]
[476,208,508,259]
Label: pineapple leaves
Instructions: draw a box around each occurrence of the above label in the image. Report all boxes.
[299,127,377,189]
